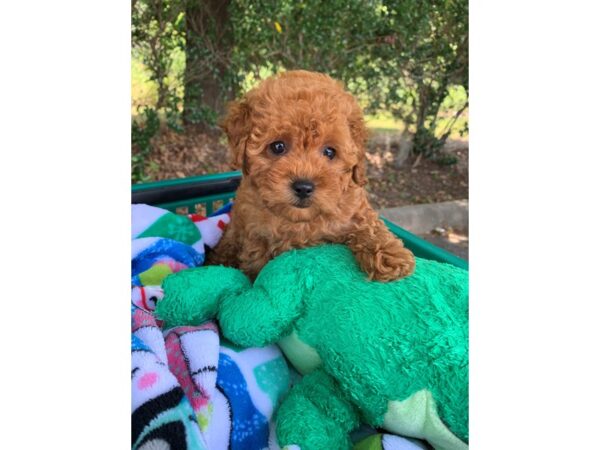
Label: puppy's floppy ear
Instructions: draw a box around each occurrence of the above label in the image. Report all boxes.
[352,159,367,187]
[219,99,252,174]
[348,106,369,186]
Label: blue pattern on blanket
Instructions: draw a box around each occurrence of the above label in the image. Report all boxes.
[217,353,270,449]
[132,237,205,280]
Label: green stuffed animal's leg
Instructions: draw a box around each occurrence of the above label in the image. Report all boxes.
[276,369,360,450]
[218,260,310,347]
[218,286,302,347]
[157,266,251,328]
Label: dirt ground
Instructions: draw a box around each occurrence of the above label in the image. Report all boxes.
[146,126,232,179]
[143,126,469,210]
[364,135,468,209]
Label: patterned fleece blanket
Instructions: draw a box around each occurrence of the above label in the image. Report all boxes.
[131,203,432,450]
[131,203,291,450]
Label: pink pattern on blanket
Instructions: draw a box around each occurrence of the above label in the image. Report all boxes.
[137,372,159,390]
[165,323,220,413]
[132,307,156,330]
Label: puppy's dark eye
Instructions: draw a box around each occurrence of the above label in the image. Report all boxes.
[323,147,336,160]
[269,141,286,155]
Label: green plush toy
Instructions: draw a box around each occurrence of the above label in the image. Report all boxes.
[157,244,468,450]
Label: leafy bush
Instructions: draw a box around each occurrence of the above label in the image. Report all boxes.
[132,107,160,183]
[228,0,468,155]
[131,0,468,180]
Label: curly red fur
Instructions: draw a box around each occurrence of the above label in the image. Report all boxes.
[208,70,415,281]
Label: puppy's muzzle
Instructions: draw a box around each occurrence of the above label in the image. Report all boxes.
[291,179,315,200]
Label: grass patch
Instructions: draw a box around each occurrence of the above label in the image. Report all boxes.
[365,113,405,134]
[366,109,468,140]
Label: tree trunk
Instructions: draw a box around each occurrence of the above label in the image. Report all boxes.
[183,0,233,127]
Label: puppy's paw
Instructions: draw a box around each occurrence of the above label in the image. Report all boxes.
[357,241,416,282]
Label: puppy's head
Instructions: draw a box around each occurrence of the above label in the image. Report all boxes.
[221,70,368,222]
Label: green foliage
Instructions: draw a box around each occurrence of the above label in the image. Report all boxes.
[132,0,185,128]
[433,153,459,166]
[131,0,468,178]
[228,0,468,155]
[132,107,161,183]
[132,0,187,181]
[229,0,382,78]
[359,0,469,154]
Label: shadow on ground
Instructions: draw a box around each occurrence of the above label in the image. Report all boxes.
[419,228,468,261]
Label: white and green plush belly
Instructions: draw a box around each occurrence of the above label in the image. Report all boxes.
[383,391,468,450]
[278,330,322,375]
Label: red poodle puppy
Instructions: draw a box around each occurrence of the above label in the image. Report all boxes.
[207,70,415,281]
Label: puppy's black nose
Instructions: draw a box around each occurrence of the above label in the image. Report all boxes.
[291,179,315,199]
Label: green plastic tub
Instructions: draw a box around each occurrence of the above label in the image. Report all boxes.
[132,171,468,270]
